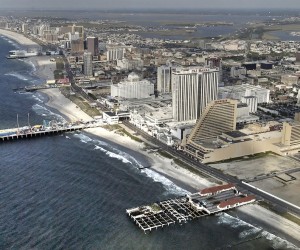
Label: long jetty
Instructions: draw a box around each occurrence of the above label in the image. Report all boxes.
[13,84,60,92]
[0,124,91,142]
[126,184,256,233]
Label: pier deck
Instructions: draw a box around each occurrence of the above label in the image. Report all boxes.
[126,184,256,233]
[13,84,66,92]
[0,123,96,142]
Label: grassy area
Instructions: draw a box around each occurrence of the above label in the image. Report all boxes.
[60,87,101,117]
[102,124,122,131]
[258,201,300,226]
[121,128,143,143]
[101,124,143,142]
[54,57,65,80]
[158,151,174,159]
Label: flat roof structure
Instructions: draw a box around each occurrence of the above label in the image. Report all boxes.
[218,195,256,209]
[199,183,236,196]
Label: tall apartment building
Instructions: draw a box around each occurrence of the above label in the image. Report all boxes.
[21,23,28,34]
[106,45,131,61]
[38,24,50,37]
[172,67,219,122]
[71,25,84,39]
[71,39,84,53]
[205,57,222,82]
[87,37,99,56]
[83,52,93,76]
[111,73,154,99]
[157,64,178,94]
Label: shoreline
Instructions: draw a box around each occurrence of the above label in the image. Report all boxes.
[1,28,300,248]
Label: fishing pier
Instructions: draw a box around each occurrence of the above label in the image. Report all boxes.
[126,184,256,233]
[13,84,60,92]
[0,119,98,142]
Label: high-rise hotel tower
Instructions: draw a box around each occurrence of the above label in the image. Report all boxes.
[172,67,219,121]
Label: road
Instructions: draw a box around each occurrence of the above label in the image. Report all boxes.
[63,54,109,112]
[123,121,300,217]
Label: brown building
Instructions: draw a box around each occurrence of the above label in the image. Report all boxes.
[87,37,99,56]
[71,39,84,54]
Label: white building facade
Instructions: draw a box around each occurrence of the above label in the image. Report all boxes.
[172,67,219,122]
[241,96,258,113]
[111,73,154,99]
[157,65,177,94]
[219,84,270,104]
[83,52,93,76]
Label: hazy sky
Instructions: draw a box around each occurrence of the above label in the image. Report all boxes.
[1,0,300,10]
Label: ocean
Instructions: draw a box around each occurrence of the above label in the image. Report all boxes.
[0,36,298,249]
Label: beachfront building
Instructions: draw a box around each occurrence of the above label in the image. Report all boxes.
[111,73,154,99]
[186,99,238,143]
[172,67,219,122]
[182,104,300,163]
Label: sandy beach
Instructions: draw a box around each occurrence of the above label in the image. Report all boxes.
[41,88,93,122]
[28,56,57,81]
[0,28,40,49]
[1,27,300,247]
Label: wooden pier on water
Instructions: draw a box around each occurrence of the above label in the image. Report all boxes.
[0,124,88,142]
[126,184,256,233]
[13,84,60,92]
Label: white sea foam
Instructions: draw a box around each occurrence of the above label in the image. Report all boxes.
[26,60,36,73]
[238,227,262,239]
[93,144,132,163]
[94,145,107,152]
[32,104,66,122]
[74,132,190,195]
[107,151,132,163]
[31,93,43,103]
[74,133,93,144]
[5,72,29,81]
[217,213,248,228]
[217,213,298,249]
[261,231,298,249]
[142,168,190,196]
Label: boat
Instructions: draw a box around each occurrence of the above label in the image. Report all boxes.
[6,50,38,59]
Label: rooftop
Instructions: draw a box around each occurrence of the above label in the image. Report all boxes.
[218,195,256,209]
[223,131,247,138]
[200,183,235,195]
